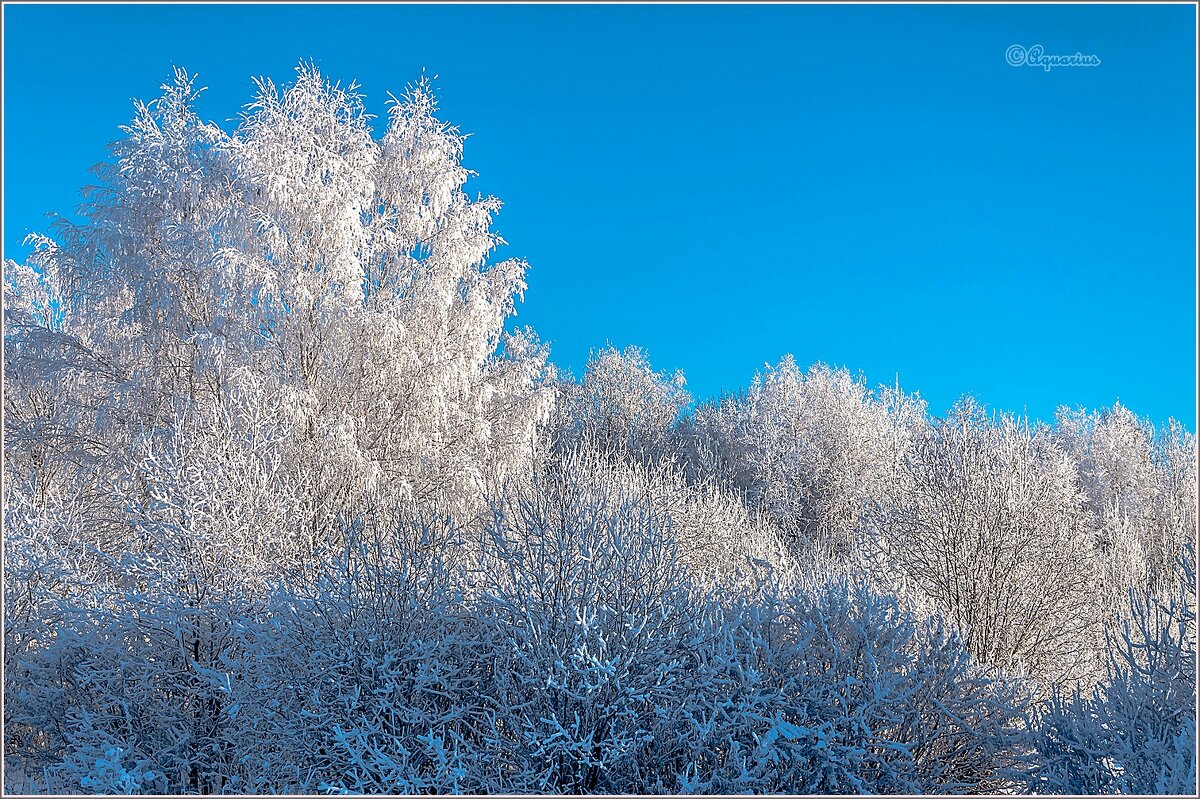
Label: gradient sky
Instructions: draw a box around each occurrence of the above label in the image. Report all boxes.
[3,3,1196,429]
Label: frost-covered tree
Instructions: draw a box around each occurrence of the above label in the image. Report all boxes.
[864,399,1101,688]
[1055,403,1198,626]
[686,358,925,555]
[3,65,552,792]
[3,65,552,555]
[551,345,690,465]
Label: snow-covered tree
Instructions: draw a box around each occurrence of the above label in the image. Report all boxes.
[1055,403,1198,626]
[550,345,690,465]
[686,358,926,556]
[3,65,552,558]
[3,64,552,792]
[864,398,1101,688]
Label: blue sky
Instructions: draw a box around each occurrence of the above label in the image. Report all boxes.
[3,3,1196,429]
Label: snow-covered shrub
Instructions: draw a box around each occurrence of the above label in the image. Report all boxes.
[228,513,490,794]
[1033,547,1197,795]
[466,462,1036,794]
[535,445,789,591]
[58,737,163,795]
[634,578,1036,794]
[473,462,703,792]
[5,560,252,794]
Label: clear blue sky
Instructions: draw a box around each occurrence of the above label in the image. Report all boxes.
[4,3,1196,429]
